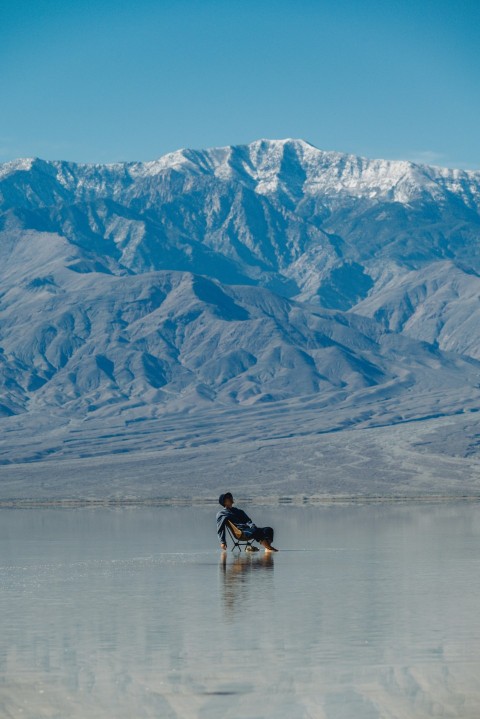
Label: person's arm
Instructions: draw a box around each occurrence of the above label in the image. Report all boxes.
[216,512,227,549]
[239,509,256,529]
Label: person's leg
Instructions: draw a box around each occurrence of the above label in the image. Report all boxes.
[264,527,274,543]
[254,526,277,552]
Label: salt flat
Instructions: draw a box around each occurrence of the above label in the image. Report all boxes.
[1,503,479,718]
[1,408,480,501]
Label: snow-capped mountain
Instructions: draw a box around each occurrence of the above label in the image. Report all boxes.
[1,139,480,469]
[2,139,480,304]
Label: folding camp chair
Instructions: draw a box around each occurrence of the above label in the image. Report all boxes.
[225,520,258,552]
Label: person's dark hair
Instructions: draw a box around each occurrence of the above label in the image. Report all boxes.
[218,492,233,506]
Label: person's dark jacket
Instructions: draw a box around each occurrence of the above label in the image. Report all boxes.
[216,506,257,546]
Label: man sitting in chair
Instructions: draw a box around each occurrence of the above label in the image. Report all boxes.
[217,492,278,552]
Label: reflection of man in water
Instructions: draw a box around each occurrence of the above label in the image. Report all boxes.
[216,492,278,552]
[220,552,274,614]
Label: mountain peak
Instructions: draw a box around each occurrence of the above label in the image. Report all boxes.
[247,137,317,149]
[0,157,36,179]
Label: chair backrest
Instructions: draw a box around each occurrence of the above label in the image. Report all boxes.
[226,519,245,540]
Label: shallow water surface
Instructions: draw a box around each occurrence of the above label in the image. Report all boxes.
[1,503,480,718]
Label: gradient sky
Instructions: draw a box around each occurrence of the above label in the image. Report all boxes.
[1,0,479,167]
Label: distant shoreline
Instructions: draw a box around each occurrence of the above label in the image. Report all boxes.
[2,494,480,508]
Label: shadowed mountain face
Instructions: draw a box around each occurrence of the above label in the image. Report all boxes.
[1,139,480,421]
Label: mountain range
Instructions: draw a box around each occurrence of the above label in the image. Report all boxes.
[1,139,480,491]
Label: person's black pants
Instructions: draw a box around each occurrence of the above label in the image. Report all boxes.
[251,526,274,544]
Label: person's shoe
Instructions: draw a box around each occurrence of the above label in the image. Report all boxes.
[245,545,259,552]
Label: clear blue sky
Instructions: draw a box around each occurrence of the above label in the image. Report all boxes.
[1,0,479,167]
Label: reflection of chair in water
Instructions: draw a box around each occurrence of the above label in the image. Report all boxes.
[225,520,256,552]
[220,552,274,615]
